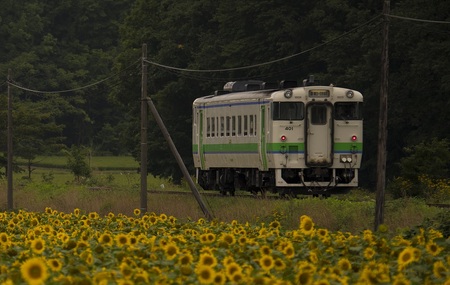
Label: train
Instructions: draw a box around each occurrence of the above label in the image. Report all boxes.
[192,77,363,197]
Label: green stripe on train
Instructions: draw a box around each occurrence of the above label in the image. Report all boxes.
[193,142,362,153]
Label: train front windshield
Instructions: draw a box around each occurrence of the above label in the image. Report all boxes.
[272,102,304,120]
[334,102,363,120]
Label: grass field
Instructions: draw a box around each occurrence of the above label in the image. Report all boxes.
[16,155,139,170]
[1,156,448,235]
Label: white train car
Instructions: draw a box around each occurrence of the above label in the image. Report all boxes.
[192,78,363,196]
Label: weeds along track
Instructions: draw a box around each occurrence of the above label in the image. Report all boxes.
[147,189,283,199]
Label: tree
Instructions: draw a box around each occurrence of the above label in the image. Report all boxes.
[13,99,65,178]
[63,145,91,182]
[388,139,450,199]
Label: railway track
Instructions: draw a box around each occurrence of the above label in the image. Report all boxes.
[147,189,282,199]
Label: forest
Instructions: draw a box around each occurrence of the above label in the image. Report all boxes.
[0,0,449,193]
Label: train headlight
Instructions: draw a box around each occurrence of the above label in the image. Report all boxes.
[284,89,293,99]
[351,135,357,141]
[346,90,354,98]
[280,135,287,142]
[340,155,353,163]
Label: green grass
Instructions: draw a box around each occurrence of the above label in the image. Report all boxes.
[2,156,449,235]
[16,155,139,170]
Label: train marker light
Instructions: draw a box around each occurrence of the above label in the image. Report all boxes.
[346,90,354,98]
[351,135,357,141]
[281,135,287,142]
[284,89,293,98]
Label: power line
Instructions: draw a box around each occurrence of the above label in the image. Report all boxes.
[7,59,140,95]
[144,14,382,73]
[386,13,450,24]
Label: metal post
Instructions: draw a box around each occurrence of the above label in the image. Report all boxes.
[375,0,390,231]
[7,69,13,210]
[140,44,148,213]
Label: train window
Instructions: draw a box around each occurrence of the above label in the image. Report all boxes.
[273,102,304,120]
[232,116,236,136]
[220,117,224,136]
[249,115,254,136]
[206,117,210,137]
[254,115,257,136]
[335,102,362,120]
[244,115,248,136]
[226,116,231,136]
[211,117,215,137]
[311,105,327,125]
[238,116,242,136]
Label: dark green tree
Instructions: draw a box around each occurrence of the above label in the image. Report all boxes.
[13,98,65,178]
[63,145,91,182]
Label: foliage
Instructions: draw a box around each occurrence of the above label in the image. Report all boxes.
[63,145,91,182]
[0,209,448,284]
[0,0,450,188]
[387,139,450,200]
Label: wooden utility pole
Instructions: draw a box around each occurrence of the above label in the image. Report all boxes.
[140,44,148,213]
[375,0,390,231]
[7,69,13,210]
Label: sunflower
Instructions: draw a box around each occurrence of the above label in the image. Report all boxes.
[230,271,245,284]
[259,245,272,256]
[274,258,287,271]
[198,253,218,268]
[0,232,11,247]
[20,257,48,285]
[179,252,194,266]
[30,238,45,255]
[283,244,295,259]
[98,233,114,246]
[225,262,242,279]
[269,220,281,229]
[433,260,447,279]
[133,209,141,216]
[199,233,216,244]
[195,265,216,284]
[212,271,226,285]
[159,213,168,221]
[337,258,352,271]
[426,242,443,256]
[364,247,376,260]
[259,255,274,272]
[397,247,417,269]
[47,258,63,272]
[88,212,99,219]
[115,234,130,247]
[299,215,315,236]
[164,242,180,260]
[392,273,411,285]
[308,251,318,264]
[218,233,236,246]
[120,262,133,279]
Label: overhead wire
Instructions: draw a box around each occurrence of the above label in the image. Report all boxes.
[144,14,383,73]
[7,58,141,95]
[386,14,450,24]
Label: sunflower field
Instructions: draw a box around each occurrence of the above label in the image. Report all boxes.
[0,208,449,285]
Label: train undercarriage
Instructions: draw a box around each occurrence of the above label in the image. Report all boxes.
[196,167,356,198]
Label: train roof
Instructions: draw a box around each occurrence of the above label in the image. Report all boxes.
[193,80,362,105]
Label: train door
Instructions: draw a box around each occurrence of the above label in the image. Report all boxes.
[198,109,205,169]
[306,103,333,166]
[259,103,268,170]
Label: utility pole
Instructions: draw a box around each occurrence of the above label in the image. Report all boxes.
[375,0,390,231]
[140,44,148,213]
[145,99,214,221]
[7,69,13,210]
